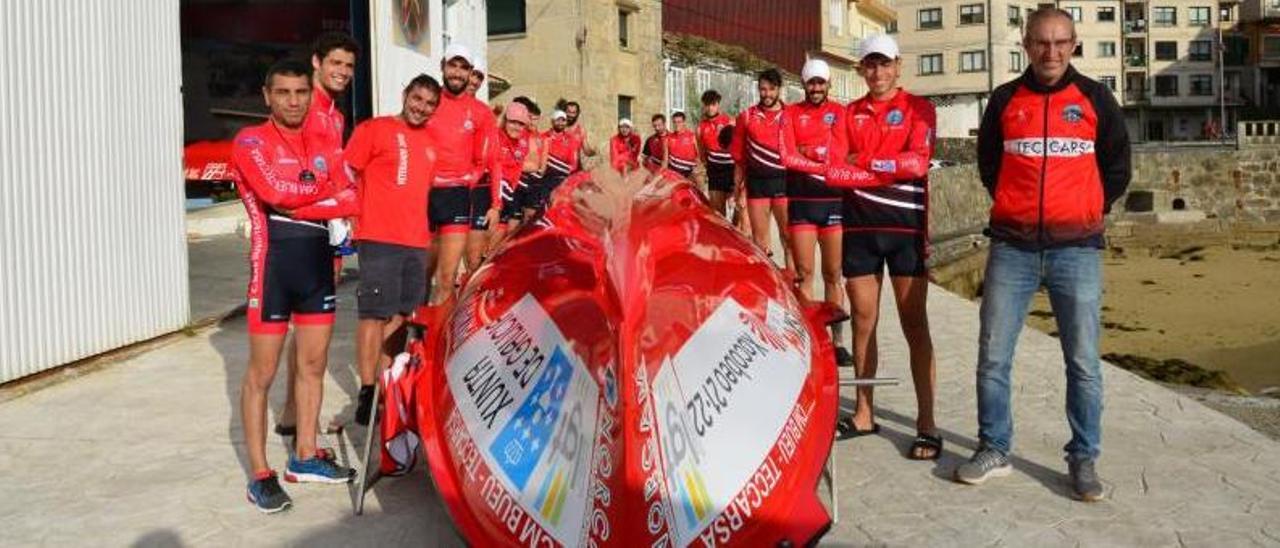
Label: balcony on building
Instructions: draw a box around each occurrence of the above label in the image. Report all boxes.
[1126,54,1147,68]
[1124,18,1146,34]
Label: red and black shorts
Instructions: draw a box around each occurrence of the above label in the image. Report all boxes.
[746,175,787,203]
[707,162,735,193]
[470,184,494,230]
[428,186,472,234]
[787,198,843,233]
[248,220,336,335]
[842,230,928,278]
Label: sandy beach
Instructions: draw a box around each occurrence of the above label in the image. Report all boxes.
[1024,245,1280,394]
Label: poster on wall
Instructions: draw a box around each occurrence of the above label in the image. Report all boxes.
[393,0,430,54]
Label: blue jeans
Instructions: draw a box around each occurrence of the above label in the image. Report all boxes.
[976,241,1103,462]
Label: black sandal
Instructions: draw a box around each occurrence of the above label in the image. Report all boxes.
[908,432,943,460]
[836,417,880,440]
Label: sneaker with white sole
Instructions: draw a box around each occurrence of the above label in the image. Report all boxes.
[246,471,292,514]
[954,447,1013,485]
[285,455,355,484]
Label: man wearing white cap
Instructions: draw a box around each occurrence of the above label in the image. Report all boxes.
[823,34,941,460]
[780,57,853,369]
[465,57,486,97]
[538,109,584,208]
[424,43,501,305]
[609,118,641,173]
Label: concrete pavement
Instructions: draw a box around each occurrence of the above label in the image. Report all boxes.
[1,235,1279,546]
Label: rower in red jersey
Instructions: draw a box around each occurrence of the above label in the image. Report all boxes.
[665,111,699,183]
[698,90,735,216]
[609,118,642,173]
[642,113,669,173]
[730,68,791,271]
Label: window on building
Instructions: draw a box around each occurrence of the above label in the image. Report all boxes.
[618,9,631,48]
[1065,6,1083,21]
[488,0,527,35]
[960,50,986,72]
[1267,36,1280,59]
[696,69,711,94]
[919,53,944,75]
[1010,50,1023,72]
[618,95,634,122]
[830,0,847,35]
[886,20,899,33]
[919,8,943,29]
[1155,74,1179,96]
[1153,7,1177,26]
[1220,6,1233,22]
[1100,76,1117,91]
[1073,43,1083,57]
[1225,36,1249,64]
[1098,6,1116,21]
[960,4,985,24]
[1155,41,1178,60]
[1188,6,1210,26]
[1189,74,1213,95]
[1224,71,1241,98]
[1098,41,1116,57]
[665,64,686,114]
[1008,5,1022,25]
[1189,40,1213,61]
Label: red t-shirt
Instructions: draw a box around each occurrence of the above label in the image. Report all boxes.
[543,129,583,175]
[609,133,641,171]
[664,129,698,173]
[344,116,436,248]
[698,113,734,167]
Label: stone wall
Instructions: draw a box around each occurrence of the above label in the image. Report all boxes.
[934,138,978,164]
[1127,145,1280,223]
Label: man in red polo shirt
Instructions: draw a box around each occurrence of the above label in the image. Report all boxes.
[643,113,669,172]
[425,44,501,304]
[609,118,641,173]
[731,68,791,270]
[343,74,440,426]
[699,90,735,216]
[823,36,940,458]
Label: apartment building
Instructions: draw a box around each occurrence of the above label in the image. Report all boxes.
[487,0,665,150]
[895,0,1260,140]
[1240,0,1280,112]
[663,0,897,106]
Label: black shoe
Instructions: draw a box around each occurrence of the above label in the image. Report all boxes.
[354,385,376,426]
[1068,458,1104,502]
[246,471,292,514]
[274,423,296,437]
[835,347,854,368]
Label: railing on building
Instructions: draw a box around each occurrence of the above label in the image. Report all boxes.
[1124,19,1146,33]
[1126,55,1147,67]
[1238,120,1280,146]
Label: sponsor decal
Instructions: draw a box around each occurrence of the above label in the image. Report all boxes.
[446,294,600,542]
[886,109,904,126]
[237,136,263,146]
[396,133,410,186]
[1062,104,1084,123]
[311,155,328,174]
[1003,138,1096,157]
[822,112,836,126]
[464,119,475,132]
[650,298,810,546]
[248,298,259,309]
[871,158,897,173]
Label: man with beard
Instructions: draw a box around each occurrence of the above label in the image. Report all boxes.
[512,96,548,221]
[780,58,853,368]
[609,118,642,173]
[538,110,583,209]
[563,100,597,160]
[642,113,669,172]
[276,31,358,441]
[698,90,735,216]
[731,68,791,272]
[424,44,501,307]
[344,75,440,427]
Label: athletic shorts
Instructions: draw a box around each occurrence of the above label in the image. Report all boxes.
[842,230,928,278]
[248,225,336,335]
[501,185,524,223]
[671,166,694,180]
[788,199,843,232]
[532,172,568,211]
[746,175,787,201]
[428,186,471,234]
[707,163,735,193]
[356,241,428,319]
[471,185,493,230]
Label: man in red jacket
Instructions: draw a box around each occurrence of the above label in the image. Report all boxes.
[233,60,360,513]
[609,118,641,173]
[955,8,1130,502]
[643,113,669,172]
[824,35,940,461]
[731,69,791,270]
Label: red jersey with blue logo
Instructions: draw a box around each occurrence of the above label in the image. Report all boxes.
[731,104,786,179]
[780,100,848,199]
[698,113,734,169]
[664,129,698,175]
[834,89,935,231]
[543,128,583,176]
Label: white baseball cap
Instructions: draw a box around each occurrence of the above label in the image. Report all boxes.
[801,58,831,82]
[443,43,475,67]
[619,118,634,127]
[552,110,568,120]
[859,34,900,60]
